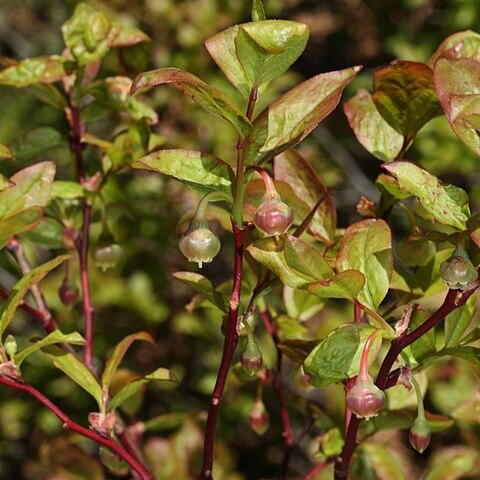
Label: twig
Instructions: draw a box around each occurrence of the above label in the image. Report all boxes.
[303,458,333,480]
[334,283,480,479]
[6,237,56,332]
[0,375,153,480]
[67,97,95,369]
[259,308,294,480]
[197,223,245,479]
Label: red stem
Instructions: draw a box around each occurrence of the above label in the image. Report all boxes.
[197,223,245,479]
[68,99,95,369]
[303,459,333,480]
[359,330,381,378]
[0,376,152,479]
[259,308,294,480]
[334,284,479,479]
[353,303,362,323]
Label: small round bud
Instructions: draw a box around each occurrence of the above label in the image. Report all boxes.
[346,374,385,420]
[91,236,124,272]
[241,340,263,377]
[179,219,221,268]
[409,417,431,453]
[59,278,79,307]
[440,249,477,290]
[249,400,270,435]
[4,335,17,358]
[396,238,436,267]
[99,446,129,476]
[62,227,78,251]
[253,195,294,238]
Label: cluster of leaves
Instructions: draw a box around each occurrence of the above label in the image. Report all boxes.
[1,1,480,480]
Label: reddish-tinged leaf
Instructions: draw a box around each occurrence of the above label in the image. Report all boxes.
[434,57,480,156]
[307,270,365,301]
[0,56,69,87]
[274,149,336,243]
[383,161,470,230]
[372,60,442,140]
[107,25,150,48]
[205,20,309,98]
[102,331,155,389]
[428,30,480,67]
[130,68,251,136]
[336,219,392,310]
[344,89,403,161]
[244,65,362,164]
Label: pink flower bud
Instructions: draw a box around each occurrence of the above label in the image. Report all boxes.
[59,278,79,307]
[249,400,270,435]
[409,417,431,453]
[346,374,385,420]
[253,195,294,238]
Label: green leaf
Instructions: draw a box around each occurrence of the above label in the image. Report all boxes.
[244,65,361,164]
[304,323,381,388]
[344,89,403,161]
[251,0,266,22]
[0,161,55,220]
[274,149,336,243]
[0,143,13,159]
[283,286,325,322]
[383,161,470,230]
[131,149,232,195]
[62,3,111,66]
[247,234,333,288]
[15,331,85,366]
[445,296,476,348]
[51,181,84,199]
[424,446,480,480]
[143,412,197,432]
[102,332,155,390]
[428,30,480,67]
[21,216,65,249]
[0,254,70,336]
[307,270,366,301]
[172,272,228,313]
[410,307,436,363]
[109,367,177,411]
[205,20,309,98]
[11,127,65,160]
[42,345,103,408]
[372,60,442,139]
[0,56,69,87]
[336,219,392,310]
[423,347,480,370]
[107,24,150,48]
[434,57,480,156]
[0,208,43,248]
[375,173,410,212]
[130,68,251,136]
[452,389,480,422]
[362,443,408,480]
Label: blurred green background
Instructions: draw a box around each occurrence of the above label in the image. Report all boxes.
[0,1,480,479]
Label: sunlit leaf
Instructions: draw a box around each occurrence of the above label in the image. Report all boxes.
[107,24,150,48]
[130,68,251,136]
[344,89,403,161]
[42,345,103,408]
[307,270,366,301]
[434,57,480,156]
[336,219,392,310]
[0,56,69,87]
[383,161,470,230]
[424,446,480,480]
[205,20,309,98]
[247,234,333,288]
[244,66,361,164]
[131,149,232,195]
[304,323,381,388]
[428,30,480,66]
[15,331,85,366]
[62,3,111,66]
[445,295,476,348]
